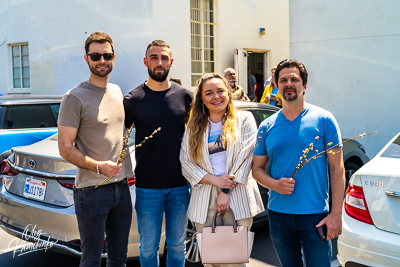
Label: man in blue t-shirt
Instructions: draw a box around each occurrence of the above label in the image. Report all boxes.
[252,59,345,267]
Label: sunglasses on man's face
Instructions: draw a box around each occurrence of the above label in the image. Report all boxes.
[87,53,114,61]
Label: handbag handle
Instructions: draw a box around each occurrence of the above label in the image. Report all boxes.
[211,208,238,233]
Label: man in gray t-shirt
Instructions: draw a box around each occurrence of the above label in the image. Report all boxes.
[58,31,133,267]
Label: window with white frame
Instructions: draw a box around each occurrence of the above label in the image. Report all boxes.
[11,43,30,91]
[190,0,215,86]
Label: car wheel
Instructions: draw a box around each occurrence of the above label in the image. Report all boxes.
[344,161,361,186]
[185,220,203,267]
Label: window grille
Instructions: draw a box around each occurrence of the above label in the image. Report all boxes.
[190,0,215,86]
[11,44,30,90]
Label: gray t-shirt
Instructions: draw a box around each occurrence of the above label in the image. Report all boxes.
[58,81,133,188]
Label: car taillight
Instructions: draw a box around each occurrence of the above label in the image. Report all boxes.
[1,159,19,176]
[344,184,373,225]
[58,180,75,190]
[127,176,136,187]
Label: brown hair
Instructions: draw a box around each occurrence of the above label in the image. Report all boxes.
[275,58,308,86]
[84,31,114,54]
[187,73,237,164]
[145,40,171,56]
[170,77,182,85]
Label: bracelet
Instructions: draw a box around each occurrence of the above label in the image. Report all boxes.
[96,161,101,175]
[222,188,230,194]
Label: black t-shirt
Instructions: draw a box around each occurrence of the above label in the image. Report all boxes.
[123,82,193,188]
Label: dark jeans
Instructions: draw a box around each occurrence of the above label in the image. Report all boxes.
[74,178,133,267]
[268,210,332,267]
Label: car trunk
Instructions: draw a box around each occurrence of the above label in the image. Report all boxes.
[4,137,76,207]
[360,157,400,235]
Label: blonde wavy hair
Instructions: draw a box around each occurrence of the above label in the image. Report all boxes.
[187,73,237,164]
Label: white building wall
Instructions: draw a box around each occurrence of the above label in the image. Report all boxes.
[0,0,288,96]
[0,0,190,96]
[216,0,289,87]
[290,0,400,158]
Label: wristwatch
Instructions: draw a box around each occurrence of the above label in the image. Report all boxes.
[222,188,230,194]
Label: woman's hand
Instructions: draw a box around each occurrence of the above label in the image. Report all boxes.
[217,191,230,212]
[216,174,237,190]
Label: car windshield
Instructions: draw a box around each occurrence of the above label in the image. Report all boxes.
[0,106,5,127]
[380,135,400,158]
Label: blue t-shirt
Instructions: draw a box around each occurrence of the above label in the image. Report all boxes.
[254,104,342,214]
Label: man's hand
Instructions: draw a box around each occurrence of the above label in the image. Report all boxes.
[99,160,122,177]
[273,177,295,195]
[217,191,230,212]
[316,212,342,241]
[216,174,237,190]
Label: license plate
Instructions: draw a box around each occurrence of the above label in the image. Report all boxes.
[23,177,47,201]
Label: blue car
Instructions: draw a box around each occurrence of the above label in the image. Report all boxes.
[0,95,61,161]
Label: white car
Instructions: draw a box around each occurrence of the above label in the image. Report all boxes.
[337,132,400,267]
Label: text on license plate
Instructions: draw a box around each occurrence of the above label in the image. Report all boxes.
[23,177,46,201]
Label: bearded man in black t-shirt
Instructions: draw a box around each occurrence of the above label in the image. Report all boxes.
[123,40,193,267]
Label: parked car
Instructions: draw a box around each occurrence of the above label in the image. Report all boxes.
[0,102,370,265]
[337,132,400,267]
[0,95,62,160]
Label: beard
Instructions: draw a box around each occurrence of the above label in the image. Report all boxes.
[282,87,298,101]
[88,63,113,77]
[148,66,170,82]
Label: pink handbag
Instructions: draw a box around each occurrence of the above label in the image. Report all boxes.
[197,209,254,264]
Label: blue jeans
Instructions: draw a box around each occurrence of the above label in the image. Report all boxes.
[74,178,133,267]
[135,184,190,267]
[268,210,332,267]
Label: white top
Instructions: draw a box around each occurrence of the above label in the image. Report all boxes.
[208,120,227,176]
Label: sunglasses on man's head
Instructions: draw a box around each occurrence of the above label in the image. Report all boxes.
[87,53,114,61]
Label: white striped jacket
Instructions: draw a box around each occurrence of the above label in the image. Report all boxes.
[180,111,265,224]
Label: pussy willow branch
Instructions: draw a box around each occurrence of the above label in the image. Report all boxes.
[291,131,376,179]
[95,127,162,188]
[232,125,267,175]
[119,127,162,163]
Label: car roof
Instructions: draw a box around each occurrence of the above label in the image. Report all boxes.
[0,95,62,105]
[233,100,281,112]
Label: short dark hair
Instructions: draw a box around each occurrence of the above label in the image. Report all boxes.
[275,59,308,86]
[145,40,170,56]
[84,31,114,54]
[170,77,182,85]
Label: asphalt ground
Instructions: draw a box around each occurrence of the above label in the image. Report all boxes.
[0,224,339,267]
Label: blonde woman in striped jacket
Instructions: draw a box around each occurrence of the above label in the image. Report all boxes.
[180,73,264,266]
